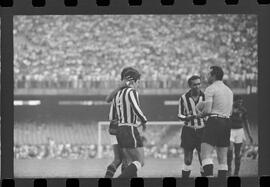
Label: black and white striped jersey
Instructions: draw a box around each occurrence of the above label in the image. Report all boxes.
[178,90,205,128]
[109,87,147,124]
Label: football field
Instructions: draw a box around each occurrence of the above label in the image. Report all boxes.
[14,157,258,178]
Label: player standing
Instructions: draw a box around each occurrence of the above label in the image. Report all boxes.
[227,96,253,176]
[113,68,147,178]
[197,66,233,179]
[104,67,134,178]
[178,75,205,178]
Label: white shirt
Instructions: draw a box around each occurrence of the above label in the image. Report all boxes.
[201,81,233,118]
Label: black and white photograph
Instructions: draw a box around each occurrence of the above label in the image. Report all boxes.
[13,15,258,178]
[0,20,1,177]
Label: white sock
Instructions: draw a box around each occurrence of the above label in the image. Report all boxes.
[132,161,142,171]
[202,158,213,167]
[182,163,192,171]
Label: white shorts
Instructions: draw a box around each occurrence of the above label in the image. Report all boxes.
[110,135,118,145]
[230,128,246,144]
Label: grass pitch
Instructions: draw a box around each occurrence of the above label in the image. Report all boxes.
[14,157,257,178]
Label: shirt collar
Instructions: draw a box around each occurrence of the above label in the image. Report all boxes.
[187,89,204,97]
[213,80,223,85]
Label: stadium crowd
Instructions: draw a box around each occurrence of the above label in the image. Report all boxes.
[14,15,257,90]
[14,141,258,160]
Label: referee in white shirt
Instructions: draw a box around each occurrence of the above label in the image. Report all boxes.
[197,66,233,179]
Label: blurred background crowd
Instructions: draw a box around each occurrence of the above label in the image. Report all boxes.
[13,121,258,160]
[13,141,258,160]
[14,15,257,90]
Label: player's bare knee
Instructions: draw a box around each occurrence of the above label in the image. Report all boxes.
[218,156,227,165]
[200,151,208,160]
[187,160,192,165]
[184,158,192,165]
[228,145,233,151]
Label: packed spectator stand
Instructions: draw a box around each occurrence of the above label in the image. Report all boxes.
[14,15,257,90]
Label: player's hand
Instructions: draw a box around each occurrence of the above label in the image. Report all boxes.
[197,112,208,118]
[186,115,196,121]
[140,122,146,132]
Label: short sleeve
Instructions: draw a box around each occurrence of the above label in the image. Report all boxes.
[204,85,215,103]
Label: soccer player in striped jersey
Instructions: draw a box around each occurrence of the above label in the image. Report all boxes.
[227,96,253,176]
[178,75,205,178]
[104,67,134,178]
[112,68,147,178]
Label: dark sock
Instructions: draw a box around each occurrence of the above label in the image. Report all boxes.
[200,171,205,177]
[202,164,213,176]
[234,143,242,176]
[227,149,233,174]
[182,170,191,178]
[104,165,116,178]
[121,160,128,173]
[218,170,227,179]
[118,163,137,178]
[234,156,241,176]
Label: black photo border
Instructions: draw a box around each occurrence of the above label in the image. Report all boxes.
[1,0,270,186]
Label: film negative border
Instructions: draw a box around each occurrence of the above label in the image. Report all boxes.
[0,177,264,187]
[1,0,270,7]
[1,0,270,187]
[0,0,269,14]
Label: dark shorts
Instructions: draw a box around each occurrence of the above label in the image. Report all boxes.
[201,117,231,147]
[180,126,204,152]
[116,126,143,148]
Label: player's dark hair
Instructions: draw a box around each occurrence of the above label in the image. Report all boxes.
[210,66,224,80]
[121,67,134,80]
[124,68,141,82]
[188,75,201,86]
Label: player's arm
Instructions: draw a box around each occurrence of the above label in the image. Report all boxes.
[109,98,117,121]
[178,96,186,120]
[128,89,147,128]
[197,86,214,117]
[105,81,128,103]
[242,110,253,144]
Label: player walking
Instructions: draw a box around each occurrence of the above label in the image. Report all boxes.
[227,96,253,176]
[178,75,205,178]
[197,66,233,179]
[111,68,147,178]
[104,67,134,178]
